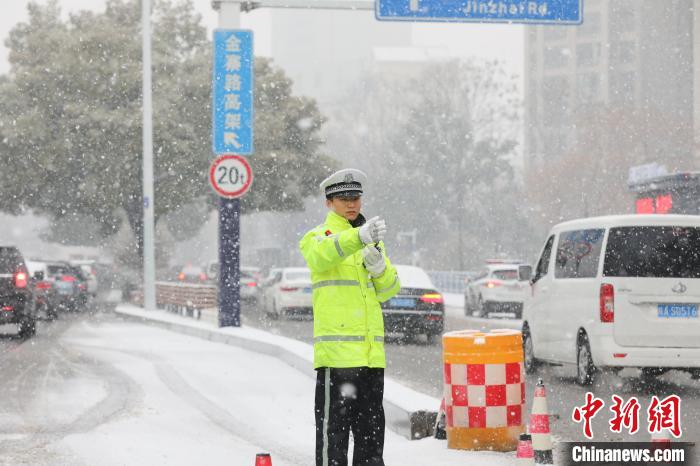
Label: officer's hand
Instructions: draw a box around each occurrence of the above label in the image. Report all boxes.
[362,245,386,277]
[358,216,387,245]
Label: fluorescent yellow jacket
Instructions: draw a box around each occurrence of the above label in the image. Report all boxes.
[299,211,401,369]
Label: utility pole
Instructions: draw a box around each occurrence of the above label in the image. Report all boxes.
[142,0,156,311]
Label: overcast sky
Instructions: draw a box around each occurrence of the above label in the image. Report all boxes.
[0,0,523,74]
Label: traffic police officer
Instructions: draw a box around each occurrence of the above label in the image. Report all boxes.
[300,168,401,466]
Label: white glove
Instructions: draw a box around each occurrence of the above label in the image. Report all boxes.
[358,216,387,245]
[362,245,386,277]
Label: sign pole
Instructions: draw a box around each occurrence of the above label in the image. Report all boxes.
[142,0,156,311]
[215,0,242,327]
[218,197,240,327]
[209,154,253,328]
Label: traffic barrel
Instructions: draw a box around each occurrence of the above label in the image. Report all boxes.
[529,378,553,464]
[255,453,272,466]
[442,329,525,451]
[516,433,535,465]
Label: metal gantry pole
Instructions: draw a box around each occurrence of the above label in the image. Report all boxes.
[142,0,156,311]
[215,0,242,327]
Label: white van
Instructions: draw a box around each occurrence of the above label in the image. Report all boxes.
[523,214,700,385]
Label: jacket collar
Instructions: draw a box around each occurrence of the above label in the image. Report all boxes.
[325,210,365,231]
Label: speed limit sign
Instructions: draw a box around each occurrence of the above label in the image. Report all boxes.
[209,155,253,199]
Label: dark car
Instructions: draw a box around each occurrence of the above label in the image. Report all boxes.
[177,265,209,284]
[0,247,38,337]
[45,262,88,312]
[381,265,444,343]
[67,265,90,311]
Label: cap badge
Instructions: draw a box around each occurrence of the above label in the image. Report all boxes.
[344,174,354,182]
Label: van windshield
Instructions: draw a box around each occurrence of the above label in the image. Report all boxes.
[603,226,700,278]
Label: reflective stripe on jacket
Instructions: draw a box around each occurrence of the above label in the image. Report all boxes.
[299,211,401,369]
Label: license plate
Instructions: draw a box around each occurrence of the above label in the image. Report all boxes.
[389,297,416,308]
[303,287,312,294]
[657,304,698,318]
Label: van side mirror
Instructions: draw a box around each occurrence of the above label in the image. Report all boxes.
[518,265,532,282]
[33,271,44,281]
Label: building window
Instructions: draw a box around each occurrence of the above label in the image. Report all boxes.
[543,25,567,41]
[542,76,571,126]
[609,0,637,34]
[544,46,570,69]
[610,71,636,103]
[577,11,601,37]
[576,43,601,67]
[610,41,636,65]
[576,73,600,105]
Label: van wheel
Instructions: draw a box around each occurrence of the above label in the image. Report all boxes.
[576,334,596,386]
[523,325,539,374]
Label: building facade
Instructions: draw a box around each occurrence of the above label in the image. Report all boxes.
[524,0,697,170]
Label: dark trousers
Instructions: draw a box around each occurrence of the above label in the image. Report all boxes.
[315,367,385,466]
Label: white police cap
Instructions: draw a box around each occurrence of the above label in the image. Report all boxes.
[320,168,367,199]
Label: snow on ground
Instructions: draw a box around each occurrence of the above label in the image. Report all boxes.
[55,316,515,465]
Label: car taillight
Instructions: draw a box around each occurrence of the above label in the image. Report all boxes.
[280,287,298,292]
[247,282,257,287]
[14,272,27,288]
[37,281,53,290]
[485,280,502,288]
[420,293,443,304]
[600,283,614,323]
[62,275,76,282]
[78,283,87,290]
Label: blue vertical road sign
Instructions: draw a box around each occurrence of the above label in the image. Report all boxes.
[213,30,254,155]
[212,30,254,328]
[376,0,583,24]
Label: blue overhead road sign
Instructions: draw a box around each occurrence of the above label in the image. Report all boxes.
[213,30,254,155]
[376,0,583,24]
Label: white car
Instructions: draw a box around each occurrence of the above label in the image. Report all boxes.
[260,267,312,319]
[464,261,531,318]
[207,262,261,303]
[523,214,700,385]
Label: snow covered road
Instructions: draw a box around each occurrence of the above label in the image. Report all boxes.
[0,313,513,465]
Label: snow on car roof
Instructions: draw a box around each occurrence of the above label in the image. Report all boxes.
[283,267,310,280]
[553,214,700,232]
[487,263,520,271]
[394,265,435,289]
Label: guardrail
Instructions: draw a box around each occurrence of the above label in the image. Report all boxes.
[427,271,475,295]
[129,282,218,323]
